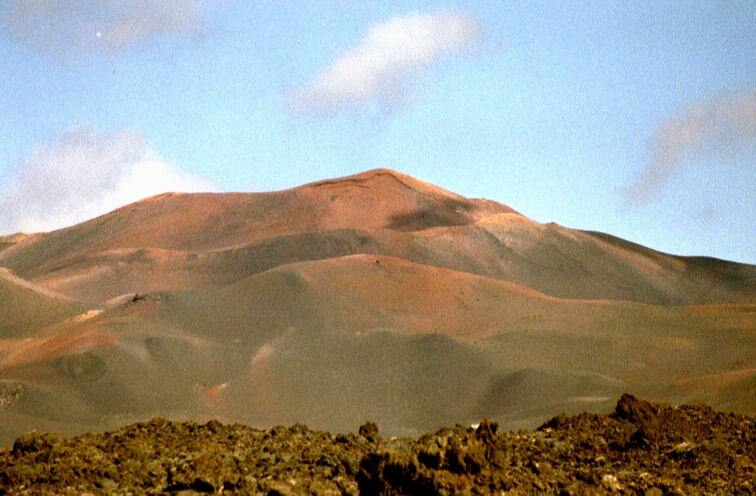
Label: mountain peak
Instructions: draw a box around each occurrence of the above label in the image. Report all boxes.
[0,169,517,277]
[297,168,515,232]
[301,168,464,200]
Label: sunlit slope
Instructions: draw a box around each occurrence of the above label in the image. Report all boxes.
[1,169,752,305]
[0,169,511,276]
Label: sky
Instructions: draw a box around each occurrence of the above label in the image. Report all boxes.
[0,1,754,263]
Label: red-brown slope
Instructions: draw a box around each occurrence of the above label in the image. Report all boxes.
[0,169,513,278]
[0,169,752,306]
[22,217,756,305]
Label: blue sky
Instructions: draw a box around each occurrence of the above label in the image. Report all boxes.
[1,1,754,263]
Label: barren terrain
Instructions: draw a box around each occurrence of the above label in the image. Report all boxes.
[1,169,754,448]
[0,395,752,495]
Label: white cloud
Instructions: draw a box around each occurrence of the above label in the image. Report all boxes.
[1,0,211,58]
[288,10,482,117]
[623,89,756,204]
[0,124,215,234]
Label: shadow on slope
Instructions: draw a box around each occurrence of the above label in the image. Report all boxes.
[1,254,753,447]
[224,329,503,437]
[477,368,626,430]
[0,269,90,337]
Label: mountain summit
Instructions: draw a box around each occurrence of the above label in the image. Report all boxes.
[0,169,750,304]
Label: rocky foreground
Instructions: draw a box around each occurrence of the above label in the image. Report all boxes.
[0,395,753,495]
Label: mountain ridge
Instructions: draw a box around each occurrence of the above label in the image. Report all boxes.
[1,169,752,305]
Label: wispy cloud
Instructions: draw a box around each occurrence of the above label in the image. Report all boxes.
[623,89,756,204]
[1,0,211,59]
[288,10,482,117]
[0,124,215,234]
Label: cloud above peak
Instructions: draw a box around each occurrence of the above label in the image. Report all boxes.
[0,124,215,234]
[288,10,483,117]
[623,89,755,204]
[1,0,211,59]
